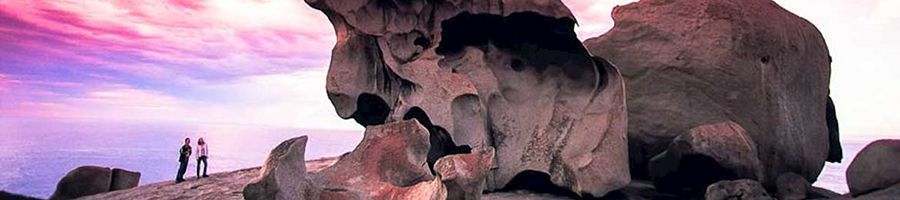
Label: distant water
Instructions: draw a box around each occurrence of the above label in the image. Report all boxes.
[0,117,894,198]
[811,136,888,194]
[0,118,362,198]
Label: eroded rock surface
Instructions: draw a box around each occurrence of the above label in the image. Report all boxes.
[846,139,900,196]
[310,120,445,200]
[244,121,453,200]
[704,179,774,200]
[775,173,809,200]
[648,121,762,195]
[243,136,314,200]
[584,0,837,186]
[305,0,629,197]
[436,148,495,200]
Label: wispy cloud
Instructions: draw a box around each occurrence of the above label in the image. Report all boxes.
[0,0,897,135]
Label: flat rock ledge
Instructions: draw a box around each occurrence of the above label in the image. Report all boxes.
[74,157,576,200]
[76,157,339,200]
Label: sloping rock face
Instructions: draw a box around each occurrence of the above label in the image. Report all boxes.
[305,0,629,197]
[846,139,900,196]
[584,0,836,186]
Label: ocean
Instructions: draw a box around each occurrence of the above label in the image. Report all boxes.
[0,117,890,198]
[0,118,363,198]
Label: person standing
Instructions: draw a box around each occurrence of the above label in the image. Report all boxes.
[196,137,209,178]
[176,137,192,183]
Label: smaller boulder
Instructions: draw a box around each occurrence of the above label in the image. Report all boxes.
[50,166,113,200]
[435,147,495,200]
[311,120,444,199]
[775,173,808,200]
[846,139,900,195]
[649,121,762,194]
[705,179,774,200]
[110,168,141,191]
[243,136,314,200]
[852,182,900,200]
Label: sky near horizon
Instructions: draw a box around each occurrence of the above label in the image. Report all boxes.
[0,0,898,136]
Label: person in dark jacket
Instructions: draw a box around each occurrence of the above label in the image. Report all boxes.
[176,137,192,183]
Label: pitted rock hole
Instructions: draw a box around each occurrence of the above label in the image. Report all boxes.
[655,154,739,197]
[499,170,582,198]
[402,107,472,172]
[351,94,391,126]
[436,12,595,81]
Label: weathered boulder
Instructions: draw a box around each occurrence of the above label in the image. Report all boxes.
[584,0,837,185]
[851,182,900,200]
[846,139,900,196]
[305,0,630,197]
[110,168,141,191]
[775,173,809,200]
[50,166,113,200]
[310,120,445,199]
[244,121,452,200]
[648,121,762,194]
[435,147,495,200]
[704,179,774,200]
[243,136,314,200]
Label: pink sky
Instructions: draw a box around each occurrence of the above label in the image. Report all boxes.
[0,0,898,135]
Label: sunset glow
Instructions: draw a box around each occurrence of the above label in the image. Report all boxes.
[1,0,898,135]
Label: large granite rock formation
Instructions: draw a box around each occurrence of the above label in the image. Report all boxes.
[846,139,900,196]
[305,0,629,197]
[584,0,838,186]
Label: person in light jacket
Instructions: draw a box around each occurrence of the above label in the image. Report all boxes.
[196,137,209,178]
